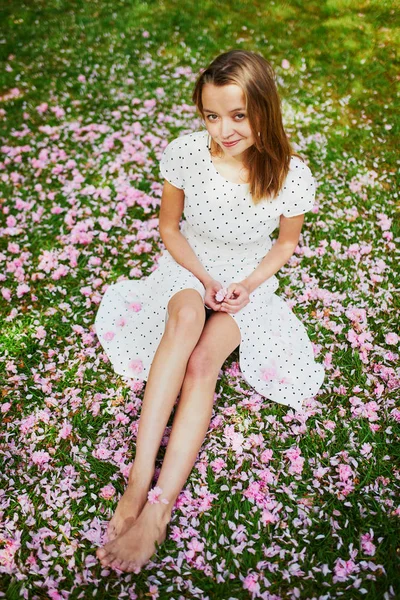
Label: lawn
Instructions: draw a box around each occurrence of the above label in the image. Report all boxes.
[0,0,399,598]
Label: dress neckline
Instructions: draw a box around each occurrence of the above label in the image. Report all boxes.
[202,130,250,187]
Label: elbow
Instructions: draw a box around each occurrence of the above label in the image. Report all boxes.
[276,239,298,256]
[159,226,179,244]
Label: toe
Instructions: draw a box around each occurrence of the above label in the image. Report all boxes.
[128,561,141,573]
[100,550,115,567]
[110,558,123,570]
[96,547,108,560]
[119,560,131,572]
[106,525,117,542]
[106,522,114,535]
[103,539,114,550]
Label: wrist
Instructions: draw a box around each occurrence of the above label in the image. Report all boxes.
[201,274,214,287]
[240,279,254,294]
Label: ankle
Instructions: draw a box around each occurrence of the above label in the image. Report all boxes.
[128,463,155,486]
[146,485,173,524]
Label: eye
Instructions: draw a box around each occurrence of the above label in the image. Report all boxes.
[206,113,246,121]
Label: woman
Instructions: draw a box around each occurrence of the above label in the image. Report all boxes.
[95,49,325,572]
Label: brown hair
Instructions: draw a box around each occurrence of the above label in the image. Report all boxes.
[192,50,304,205]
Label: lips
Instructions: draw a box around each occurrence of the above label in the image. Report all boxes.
[222,139,240,147]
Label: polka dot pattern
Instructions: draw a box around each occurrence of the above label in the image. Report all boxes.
[94,129,325,412]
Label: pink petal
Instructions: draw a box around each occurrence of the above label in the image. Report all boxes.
[103,331,115,341]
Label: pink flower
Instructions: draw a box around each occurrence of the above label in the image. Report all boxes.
[385,332,399,345]
[128,302,142,312]
[147,485,169,505]
[8,242,20,253]
[260,364,278,382]
[360,442,372,458]
[36,102,48,114]
[31,450,51,466]
[103,331,115,341]
[260,449,273,463]
[100,484,116,500]
[210,457,226,473]
[35,326,47,340]
[285,447,301,460]
[116,317,126,327]
[215,288,228,302]
[281,59,291,69]
[129,359,144,374]
[1,287,12,301]
[338,463,354,482]
[333,558,359,582]
[243,573,260,594]
[59,421,72,439]
[261,509,277,525]
[186,538,204,557]
[361,532,376,556]
[288,456,305,475]
[48,590,64,600]
[16,283,30,298]
[93,446,112,460]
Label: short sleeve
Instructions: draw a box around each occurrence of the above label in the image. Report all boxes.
[282,159,316,217]
[159,137,185,190]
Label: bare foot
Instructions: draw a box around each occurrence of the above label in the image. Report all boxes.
[96,501,170,572]
[105,470,154,543]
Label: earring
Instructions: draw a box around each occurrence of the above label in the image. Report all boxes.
[208,134,211,150]
[258,131,261,136]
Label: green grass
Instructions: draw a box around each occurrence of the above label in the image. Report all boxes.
[0,0,399,598]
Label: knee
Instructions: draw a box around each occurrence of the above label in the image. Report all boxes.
[185,346,221,380]
[166,304,204,334]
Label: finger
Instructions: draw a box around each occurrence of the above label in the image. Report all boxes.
[210,302,222,311]
[222,296,241,306]
[228,291,249,305]
[226,286,238,299]
[221,307,237,314]
[221,301,237,310]
[209,304,221,311]
[222,301,246,312]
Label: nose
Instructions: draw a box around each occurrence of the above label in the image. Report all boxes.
[219,118,236,140]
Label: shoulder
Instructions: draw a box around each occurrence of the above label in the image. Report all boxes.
[163,129,206,152]
[288,155,315,184]
[280,156,316,217]
[159,130,206,190]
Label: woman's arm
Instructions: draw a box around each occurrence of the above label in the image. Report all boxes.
[241,213,306,294]
[159,180,212,287]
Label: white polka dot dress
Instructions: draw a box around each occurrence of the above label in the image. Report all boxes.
[94,129,325,412]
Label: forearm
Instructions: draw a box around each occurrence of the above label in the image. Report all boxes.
[241,241,296,294]
[160,228,212,287]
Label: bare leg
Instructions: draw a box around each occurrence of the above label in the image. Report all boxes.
[150,311,241,521]
[103,288,206,543]
[97,311,241,571]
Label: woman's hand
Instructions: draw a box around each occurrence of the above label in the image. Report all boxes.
[218,282,251,314]
[203,279,227,311]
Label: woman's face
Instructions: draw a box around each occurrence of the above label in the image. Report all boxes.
[202,83,256,158]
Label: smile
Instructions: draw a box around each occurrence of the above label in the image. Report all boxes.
[222,139,241,147]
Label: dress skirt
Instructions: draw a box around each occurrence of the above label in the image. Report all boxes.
[94,249,325,412]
